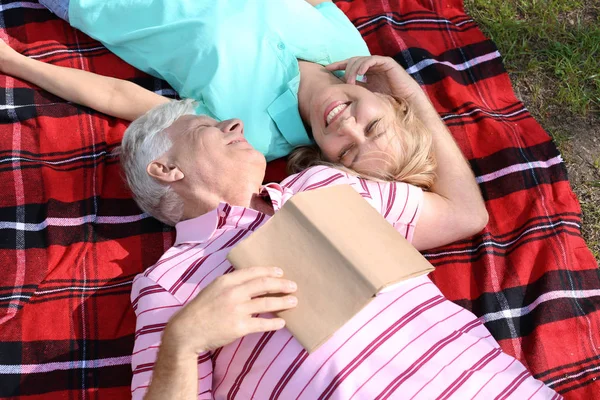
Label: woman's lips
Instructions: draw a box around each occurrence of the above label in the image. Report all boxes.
[323,101,350,127]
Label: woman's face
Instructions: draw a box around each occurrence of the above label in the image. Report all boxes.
[307,83,399,174]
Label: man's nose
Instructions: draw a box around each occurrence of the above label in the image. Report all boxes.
[221,119,244,134]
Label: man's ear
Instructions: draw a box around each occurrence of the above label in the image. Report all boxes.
[147,156,185,184]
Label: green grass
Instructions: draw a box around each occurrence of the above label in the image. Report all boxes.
[465,0,600,262]
[580,186,600,260]
[465,0,600,116]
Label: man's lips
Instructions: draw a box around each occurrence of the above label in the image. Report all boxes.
[227,137,248,145]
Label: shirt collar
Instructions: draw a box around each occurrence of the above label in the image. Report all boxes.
[174,206,220,246]
[174,184,290,245]
[266,75,313,148]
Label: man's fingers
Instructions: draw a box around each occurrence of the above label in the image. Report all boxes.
[244,295,298,315]
[241,276,297,298]
[219,266,284,286]
[245,317,287,335]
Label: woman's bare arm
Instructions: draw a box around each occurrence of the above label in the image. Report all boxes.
[328,56,489,250]
[0,40,169,121]
[411,91,489,250]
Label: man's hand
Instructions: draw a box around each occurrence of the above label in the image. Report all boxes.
[326,55,423,101]
[161,266,298,357]
[144,267,297,400]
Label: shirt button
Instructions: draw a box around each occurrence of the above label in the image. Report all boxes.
[277,42,285,50]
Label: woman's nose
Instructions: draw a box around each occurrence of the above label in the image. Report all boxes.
[221,118,244,134]
[337,118,363,141]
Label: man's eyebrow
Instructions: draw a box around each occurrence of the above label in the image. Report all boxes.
[190,118,214,130]
[180,121,205,136]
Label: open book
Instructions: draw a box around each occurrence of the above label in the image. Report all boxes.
[227,184,434,353]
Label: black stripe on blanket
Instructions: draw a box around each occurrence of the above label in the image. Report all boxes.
[0,337,134,396]
[535,355,600,392]
[355,12,478,36]
[393,41,506,86]
[470,140,562,177]
[0,197,169,249]
[450,269,600,341]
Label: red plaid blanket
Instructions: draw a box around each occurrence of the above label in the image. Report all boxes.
[1,1,598,399]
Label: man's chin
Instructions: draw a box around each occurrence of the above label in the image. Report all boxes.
[253,153,268,182]
[251,150,267,167]
[240,150,267,176]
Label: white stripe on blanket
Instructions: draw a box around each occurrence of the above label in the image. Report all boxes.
[481,289,600,323]
[0,356,132,374]
[424,220,581,258]
[356,15,473,30]
[0,213,150,231]
[405,51,501,75]
[476,155,563,183]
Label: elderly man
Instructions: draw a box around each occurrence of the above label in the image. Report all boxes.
[121,95,559,399]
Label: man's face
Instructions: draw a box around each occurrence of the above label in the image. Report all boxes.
[162,114,266,204]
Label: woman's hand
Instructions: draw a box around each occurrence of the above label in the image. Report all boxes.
[161,266,298,357]
[0,38,169,121]
[327,55,423,101]
[0,39,24,75]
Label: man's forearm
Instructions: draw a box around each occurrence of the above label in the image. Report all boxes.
[2,54,167,121]
[143,340,200,400]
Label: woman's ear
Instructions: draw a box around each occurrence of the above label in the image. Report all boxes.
[147,156,185,184]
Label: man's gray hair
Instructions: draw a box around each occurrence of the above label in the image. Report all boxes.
[115,99,197,226]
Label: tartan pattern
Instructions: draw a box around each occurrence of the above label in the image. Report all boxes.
[0,0,598,398]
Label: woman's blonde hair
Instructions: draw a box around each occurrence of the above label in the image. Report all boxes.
[287,95,437,189]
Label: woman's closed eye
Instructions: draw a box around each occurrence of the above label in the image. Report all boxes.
[337,119,385,164]
[366,118,382,137]
[338,143,355,163]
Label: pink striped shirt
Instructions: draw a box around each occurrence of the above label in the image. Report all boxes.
[130,166,559,399]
